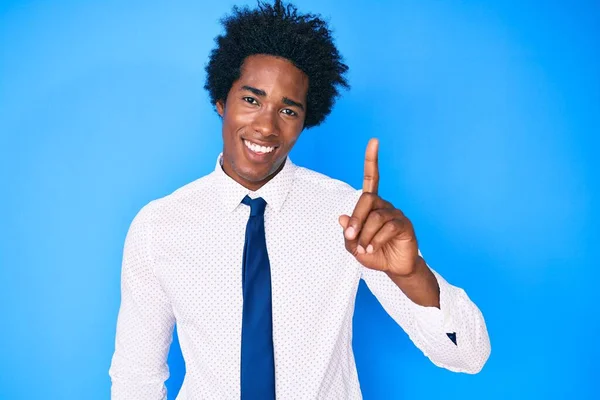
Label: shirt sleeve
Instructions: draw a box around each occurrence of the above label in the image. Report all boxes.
[109,203,176,399]
[360,258,491,373]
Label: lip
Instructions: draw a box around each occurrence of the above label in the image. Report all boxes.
[241,138,278,163]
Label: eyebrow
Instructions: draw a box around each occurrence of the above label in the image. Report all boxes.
[241,85,266,97]
[241,85,305,111]
[282,97,305,111]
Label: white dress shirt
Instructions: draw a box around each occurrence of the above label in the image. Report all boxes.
[109,154,491,399]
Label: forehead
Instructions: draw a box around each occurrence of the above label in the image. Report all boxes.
[237,54,308,97]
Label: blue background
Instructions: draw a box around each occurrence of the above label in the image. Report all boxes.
[1,0,598,398]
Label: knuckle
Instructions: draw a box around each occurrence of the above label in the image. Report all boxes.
[361,192,376,202]
[388,220,402,234]
[349,216,362,228]
[370,210,384,222]
[370,237,382,249]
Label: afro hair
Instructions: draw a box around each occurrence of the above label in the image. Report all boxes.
[204,0,349,129]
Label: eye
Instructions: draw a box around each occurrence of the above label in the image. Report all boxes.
[243,96,258,105]
[281,108,297,117]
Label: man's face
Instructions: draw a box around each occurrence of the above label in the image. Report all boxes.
[217,54,308,191]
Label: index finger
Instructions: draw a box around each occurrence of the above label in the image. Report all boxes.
[362,138,379,194]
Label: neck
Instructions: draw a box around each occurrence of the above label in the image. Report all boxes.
[221,158,287,191]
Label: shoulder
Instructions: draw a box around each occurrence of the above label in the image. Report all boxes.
[293,166,355,194]
[292,165,362,212]
[132,172,216,224]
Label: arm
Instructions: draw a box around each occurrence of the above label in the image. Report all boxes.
[109,204,176,399]
[385,255,440,308]
[340,138,490,373]
[361,253,490,373]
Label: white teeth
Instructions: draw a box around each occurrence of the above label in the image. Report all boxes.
[244,140,275,154]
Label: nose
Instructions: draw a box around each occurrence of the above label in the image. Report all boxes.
[251,107,279,138]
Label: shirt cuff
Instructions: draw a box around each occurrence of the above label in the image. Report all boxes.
[407,270,457,337]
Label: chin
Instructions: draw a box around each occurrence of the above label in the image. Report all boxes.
[236,165,272,184]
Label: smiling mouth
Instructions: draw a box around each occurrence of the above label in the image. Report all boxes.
[242,139,278,154]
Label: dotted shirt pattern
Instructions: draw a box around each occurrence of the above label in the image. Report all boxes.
[109,154,491,399]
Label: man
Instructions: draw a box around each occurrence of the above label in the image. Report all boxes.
[109,1,491,399]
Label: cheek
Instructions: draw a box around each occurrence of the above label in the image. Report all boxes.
[221,117,240,153]
[221,111,240,139]
[283,127,303,147]
[223,105,252,133]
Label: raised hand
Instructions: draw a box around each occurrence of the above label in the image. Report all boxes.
[338,138,420,277]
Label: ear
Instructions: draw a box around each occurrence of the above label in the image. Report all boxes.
[216,99,225,117]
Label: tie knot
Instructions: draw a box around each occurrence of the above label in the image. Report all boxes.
[241,196,267,217]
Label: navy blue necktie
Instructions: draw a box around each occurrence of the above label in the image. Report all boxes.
[240,195,275,399]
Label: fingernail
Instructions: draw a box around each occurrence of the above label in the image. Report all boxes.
[345,227,356,239]
[357,245,365,254]
[366,244,374,254]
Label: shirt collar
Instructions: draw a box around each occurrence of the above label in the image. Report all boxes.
[212,153,297,213]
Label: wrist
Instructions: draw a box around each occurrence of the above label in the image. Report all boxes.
[385,257,440,308]
[385,255,427,280]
